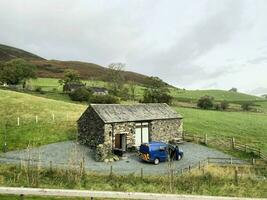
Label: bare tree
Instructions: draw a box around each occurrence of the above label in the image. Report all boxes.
[106,63,125,96]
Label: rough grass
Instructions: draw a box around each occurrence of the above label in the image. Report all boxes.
[175,107,267,152]
[170,89,263,102]
[0,89,86,152]
[0,164,266,198]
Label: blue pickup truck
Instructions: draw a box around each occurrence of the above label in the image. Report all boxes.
[139,141,184,165]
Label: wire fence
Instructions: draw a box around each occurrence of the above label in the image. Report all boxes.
[182,132,267,162]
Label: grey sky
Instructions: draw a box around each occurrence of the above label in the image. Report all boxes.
[0,0,266,94]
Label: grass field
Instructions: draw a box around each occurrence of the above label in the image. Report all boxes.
[30,78,265,104]
[175,107,267,152]
[170,89,264,102]
[0,89,86,152]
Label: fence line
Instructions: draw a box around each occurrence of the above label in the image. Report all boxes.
[0,187,264,200]
[183,132,267,161]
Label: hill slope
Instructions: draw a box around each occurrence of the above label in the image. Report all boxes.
[0,43,150,85]
[171,89,263,102]
[0,44,44,61]
[0,89,86,152]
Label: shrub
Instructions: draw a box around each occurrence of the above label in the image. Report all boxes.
[90,94,119,104]
[35,86,45,94]
[214,103,221,110]
[220,101,229,110]
[197,96,214,109]
[241,102,253,111]
[69,87,91,102]
[142,90,172,104]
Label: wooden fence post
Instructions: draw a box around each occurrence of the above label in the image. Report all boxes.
[198,161,201,170]
[17,117,20,126]
[252,158,255,166]
[230,157,233,165]
[49,161,52,172]
[234,167,238,185]
[35,115,38,123]
[110,165,113,176]
[231,137,235,149]
[52,113,55,122]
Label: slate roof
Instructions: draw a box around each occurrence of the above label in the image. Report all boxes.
[89,103,182,123]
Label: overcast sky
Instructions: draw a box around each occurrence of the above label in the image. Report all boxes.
[0,0,266,95]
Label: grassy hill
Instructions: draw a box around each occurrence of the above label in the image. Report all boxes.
[0,89,86,152]
[175,107,267,152]
[0,44,44,61]
[171,89,263,102]
[0,43,150,85]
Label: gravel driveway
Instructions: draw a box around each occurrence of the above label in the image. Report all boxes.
[0,141,239,175]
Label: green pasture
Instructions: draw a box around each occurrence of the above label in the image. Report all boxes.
[175,107,267,152]
[0,89,86,152]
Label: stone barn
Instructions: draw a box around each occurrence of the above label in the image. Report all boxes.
[77,103,183,154]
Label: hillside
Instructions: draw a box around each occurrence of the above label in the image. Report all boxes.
[30,59,149,84]
[171,89,264,102]
[0,43,150,85]
[0,44,44,61]
[0,89,86,152]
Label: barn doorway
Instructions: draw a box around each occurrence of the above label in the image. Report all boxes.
[115,133,126,151]
[135,122,149,148]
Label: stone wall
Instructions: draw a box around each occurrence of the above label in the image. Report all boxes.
[104,122,135,149]
[149,119,182,142]
[77,106,105,148]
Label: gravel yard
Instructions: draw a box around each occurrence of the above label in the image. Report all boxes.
[0,141,240,175]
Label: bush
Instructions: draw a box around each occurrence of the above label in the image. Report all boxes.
[35,86,45,94]
[214,103,221,110]
[220,101,229,110]
[69,87,91,102]
[241,102,253,111]
[90,94,119,104]
[197,96,214,109]
[142,90,172,104]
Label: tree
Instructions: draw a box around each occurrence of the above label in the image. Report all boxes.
[142,76,172,104]
[220,100,229,110]
[197,96,214,109]
[106,63,125,96]
[58,69,81,86]
[128,81,136,101]
[0,59,36,88]
[229,88,238,92]
[241,102,253,111]
[69,87,92,102]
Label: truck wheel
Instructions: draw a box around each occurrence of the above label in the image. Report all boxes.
[154,158,160,165]
[177,155,182,161]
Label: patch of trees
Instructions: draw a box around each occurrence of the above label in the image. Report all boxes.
[229,88,238,92]
[141,76,172,104]
[241,102,254,111]
[69,87,119,104]
[197,96,229,111]
[0,58,37,88]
